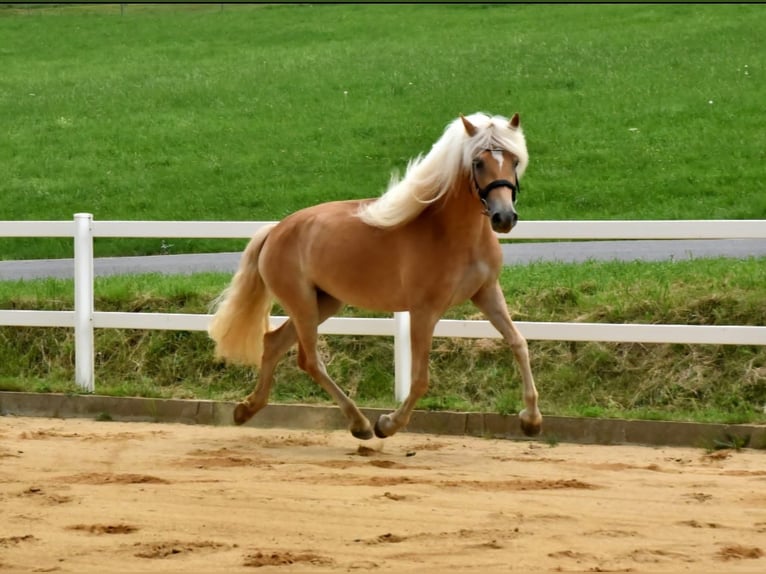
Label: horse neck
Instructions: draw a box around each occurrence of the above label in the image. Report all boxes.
[426,175,491,242]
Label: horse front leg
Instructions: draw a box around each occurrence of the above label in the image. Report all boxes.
[472,281,542,436]
[374,310,439,438]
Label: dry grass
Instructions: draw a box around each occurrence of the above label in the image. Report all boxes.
[1,257,764,424]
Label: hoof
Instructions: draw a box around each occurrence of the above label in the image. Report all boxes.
[233,402,254,426]
[351,427,374,441]
[373,418,390,439]
[520,418,542,437]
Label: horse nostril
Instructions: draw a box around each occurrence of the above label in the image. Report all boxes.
[490,211,517,232]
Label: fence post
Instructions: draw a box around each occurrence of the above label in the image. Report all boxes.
[394,311,411,402]
[74,213,95,392]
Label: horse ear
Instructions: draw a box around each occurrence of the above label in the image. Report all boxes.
[509,113,520,130]
[460,115,478,137]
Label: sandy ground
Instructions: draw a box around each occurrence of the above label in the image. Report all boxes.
[0,416,764,573]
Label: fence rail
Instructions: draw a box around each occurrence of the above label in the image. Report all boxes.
[2,214,765,400]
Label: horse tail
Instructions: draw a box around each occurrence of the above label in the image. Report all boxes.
[208,223,277,367]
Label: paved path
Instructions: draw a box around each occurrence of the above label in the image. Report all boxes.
[1,239,765,281]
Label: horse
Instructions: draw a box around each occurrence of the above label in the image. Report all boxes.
[208,112,542,440]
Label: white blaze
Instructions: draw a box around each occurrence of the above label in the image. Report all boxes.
[491,149,504,170]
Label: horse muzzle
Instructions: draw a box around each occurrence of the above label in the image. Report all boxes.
[490,209,518,233]
[476,178,520,234]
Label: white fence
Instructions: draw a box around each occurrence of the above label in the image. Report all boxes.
[1,214,765,401]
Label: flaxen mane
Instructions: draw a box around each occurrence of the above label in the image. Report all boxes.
[357,112,528,228]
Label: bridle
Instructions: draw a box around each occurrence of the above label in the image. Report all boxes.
[471,149,520,215]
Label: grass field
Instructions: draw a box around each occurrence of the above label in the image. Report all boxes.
[1,4,764,426]
[1,3,764,259]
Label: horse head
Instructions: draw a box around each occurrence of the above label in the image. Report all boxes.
[461,113,523,233]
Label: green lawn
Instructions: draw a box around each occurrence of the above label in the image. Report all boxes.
[1,4,764,426]
[1,3,764,259]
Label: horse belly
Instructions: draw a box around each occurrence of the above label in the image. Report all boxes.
[313,241,495,313]
[311,238,410,312]
[261,205,410,312]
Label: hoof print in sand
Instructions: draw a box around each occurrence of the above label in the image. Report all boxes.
[243,550,335,568]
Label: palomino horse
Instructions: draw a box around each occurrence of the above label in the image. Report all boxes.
[209,112,542,440]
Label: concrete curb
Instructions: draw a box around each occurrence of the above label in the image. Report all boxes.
[1,391,764,449]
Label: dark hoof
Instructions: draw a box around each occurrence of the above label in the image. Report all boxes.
[233,402,254,426]
[351,428,374,441]
[373,419,389,439]
[520,418,542,437]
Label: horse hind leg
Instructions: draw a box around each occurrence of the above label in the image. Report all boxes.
[289,292,374,440]
[302,351,374,440]
[233,318,297,425]
[237,290,373,440]
[233,292,345,426]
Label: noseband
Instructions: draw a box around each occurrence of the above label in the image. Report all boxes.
[471,151,520,214]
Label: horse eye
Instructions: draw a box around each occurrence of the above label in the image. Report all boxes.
[473,158,484,169]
